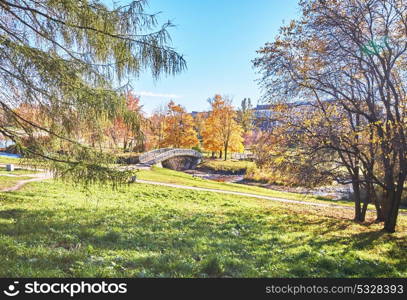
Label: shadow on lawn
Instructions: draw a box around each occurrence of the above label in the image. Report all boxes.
[0,208,27,219]
[0,201,405,277]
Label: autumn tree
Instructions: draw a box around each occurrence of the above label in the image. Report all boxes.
[254,101,384,222]
[0,0,185,185]
[202,95,244,160]
[106,93,143,152]
[145,105,167,150]
[14,103,44,125]
[237,98,256,149]
[237,98,253,134]
[192,111,208,142]
[162,101,198,148]
[254,0,407,232]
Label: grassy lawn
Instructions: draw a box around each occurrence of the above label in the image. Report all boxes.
[0,168,40,176]
[198,159,255,174]
[0,179,405,277]
[137,167,354,206]
[0,156,21,165]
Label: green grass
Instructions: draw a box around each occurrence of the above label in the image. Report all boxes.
[0,176,33,189]
[0,168,40,176]
[0,156,20,165]
[137,167,353,206]
[198,159,255,174]
[0,179,406,277]
[137,167,407,212]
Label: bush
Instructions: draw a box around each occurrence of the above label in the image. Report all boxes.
[245,163,333,187]
[192,146,202,153]
[244,166,274,184]
[198,159,255,175]
[115,152,140,164]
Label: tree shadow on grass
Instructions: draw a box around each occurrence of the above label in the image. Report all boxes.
[348,230,386,248]
[0,201,406,278]
[0,209,27,219]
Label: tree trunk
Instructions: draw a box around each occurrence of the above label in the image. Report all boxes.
[357,182,369,222]
[219,151,222,159]
[224,143,228,161]
[360,201,368,222]
[383,188,403,233]
[370,185,384,222]
[352,175,363,222]
[123,137,128,152]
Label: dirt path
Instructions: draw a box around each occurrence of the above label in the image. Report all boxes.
[1,173,52,192]
[1,174,405,217]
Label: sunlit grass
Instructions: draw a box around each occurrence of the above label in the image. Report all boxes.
[0,179,405,277]
[0,156,20,165]
[0,168,40,176]
[0,176,33,189]
[137,167,353,206]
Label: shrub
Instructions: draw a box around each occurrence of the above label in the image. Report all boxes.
[115,152,140,164]
[245,163,332,187]
[192,146,202,153]
[198,159,255,175]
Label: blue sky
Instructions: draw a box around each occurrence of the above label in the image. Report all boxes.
[127,1,300,114]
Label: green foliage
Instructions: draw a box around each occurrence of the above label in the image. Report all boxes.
[191,146,202,153]
[0,156,19,165]
[236,98,253,133]
[0,168,39,176]
[0,175,32,189]
[114,152,140,164]
[48,153,137,189]
[0,180,405,277]
[0,0,185,184]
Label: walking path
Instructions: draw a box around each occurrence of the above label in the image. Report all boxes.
[0,172,52,192]
[135,180,407,216]
[136,180,356,210]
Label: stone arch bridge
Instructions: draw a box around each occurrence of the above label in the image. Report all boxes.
[139,148,203,170]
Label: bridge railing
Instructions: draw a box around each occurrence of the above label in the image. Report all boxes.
[150,149,202,165]
[140,148,203,165]
[139,148,173,163]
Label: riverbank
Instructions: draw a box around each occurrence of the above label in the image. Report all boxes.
[190,159,354,201]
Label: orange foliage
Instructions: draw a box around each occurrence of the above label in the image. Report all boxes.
[162,101,198,148]
[108,93,142,151]
[202,95,244,159]
[144,110,166,150]
[15,103,45,125]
